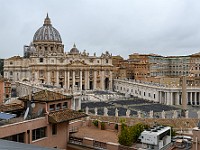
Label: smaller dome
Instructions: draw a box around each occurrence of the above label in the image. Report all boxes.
[70,43,79,54]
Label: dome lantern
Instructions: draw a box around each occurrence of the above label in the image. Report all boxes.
[43,13,51,26]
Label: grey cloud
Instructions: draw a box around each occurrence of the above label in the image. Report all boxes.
[1,0,200,59]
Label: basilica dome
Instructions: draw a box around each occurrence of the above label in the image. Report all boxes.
[33,14,62,43]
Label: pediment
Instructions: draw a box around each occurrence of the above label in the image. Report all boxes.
[67,60,89,67]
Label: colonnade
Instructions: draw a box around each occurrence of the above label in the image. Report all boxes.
[158,91,200,105]
[33,69,112,91]
[114,79,200,106]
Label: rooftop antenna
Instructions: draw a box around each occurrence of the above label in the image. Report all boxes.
[24,107,29,120]
[24,85,35,120]
[37,107,44,117]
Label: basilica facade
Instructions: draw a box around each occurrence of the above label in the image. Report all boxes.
[4,14,113,91]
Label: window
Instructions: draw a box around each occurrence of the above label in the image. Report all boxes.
[56,103,61,110]
[32,127,46,141]
[52,124,57,135]
[3,132,25,143]
[10,71,13,75]
[50,104,55,111]
[39,58,43,63]
[63,102,68,109]
[10,61,13,65]
[106,59,109,63]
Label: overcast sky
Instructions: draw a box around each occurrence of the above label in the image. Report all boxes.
[1,0,200,59]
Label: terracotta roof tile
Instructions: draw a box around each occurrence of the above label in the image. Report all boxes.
[19,90,72,102]
[0,103,24,112]
[48,109,87,123]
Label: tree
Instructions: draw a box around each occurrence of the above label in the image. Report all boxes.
[130,123,149,143]
[118,122,149,146]
[118,123,133,146]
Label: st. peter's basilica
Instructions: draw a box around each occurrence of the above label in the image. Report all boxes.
[4,14,113,91]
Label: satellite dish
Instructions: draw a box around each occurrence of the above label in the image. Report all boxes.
[24,107,29,120]
[31,103,35,108]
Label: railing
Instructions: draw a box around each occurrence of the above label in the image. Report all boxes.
[69,136,83,145]
[93,140,107,149]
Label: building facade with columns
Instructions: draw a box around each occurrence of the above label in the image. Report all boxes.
[4,14,113,91]
[114,79,200,106]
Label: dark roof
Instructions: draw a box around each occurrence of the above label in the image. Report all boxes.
[0,139,57,150]
[48,109,88,123]
[19,90,72,102]
[0,103,24,112]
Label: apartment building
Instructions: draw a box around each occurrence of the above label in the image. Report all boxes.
[0,90,87,149]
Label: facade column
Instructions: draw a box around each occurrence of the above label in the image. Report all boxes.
[158,91,161,103]
[72,70,75,90]
[78,97,81,110]
[155,91,158,102]
[88,71,90,90]
[170,92,173,105]
[93,71,97,90]
[85,70,90,90]
[84,70,88,90]
[163,92,166,104]
[80,70,82,90]
[190,92,192,105]
[101,70,105,90]
[56,71,59,86]
[160,91,162,103]
[194,92,197,105]
[67,71,70,89]
[167,92,170,105]
[175,92,179,105]
[109,70,113,91]
[64,70,67,89]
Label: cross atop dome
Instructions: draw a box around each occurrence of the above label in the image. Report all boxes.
[44,13,51,26]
